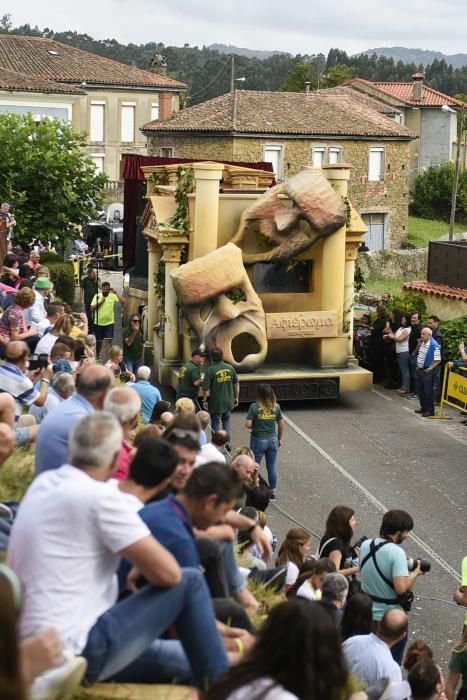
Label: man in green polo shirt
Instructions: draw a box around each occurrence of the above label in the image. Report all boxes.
[90,281,124,355]
[176,349,206,411]
[80,267,99,332]
[202,347,239,434]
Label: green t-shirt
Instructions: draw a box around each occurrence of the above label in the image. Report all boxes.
[177,360,201,399]
[91,292,118,327]
[202,361,238,414]
[449,647,467,689]
[123,327,143,361]
[247,402,283,438]
[80,276,98,306]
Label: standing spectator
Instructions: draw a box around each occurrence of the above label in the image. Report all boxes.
[276,527,311,589]
[415,327,441,418]
[319,505,360,578]
[448,342,467,371]
[90,281,124,356]
[176,349,206,411]
[123,314,144,374]
[79,267,99,333]
[382,309,401,390]
[408,311,423,398]
[446,629,467,700]
[35,364,114,474]
[25,277,53,326]
[385,311,412,396]
[369,306,388,384]
[132,366,161,424]
[0,287,39,356]
[202,347,239,434]
[0,200,16,246]
[428,315,446,403]
[245,383,284,500]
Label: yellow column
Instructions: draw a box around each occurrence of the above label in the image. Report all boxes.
[192,163,223,258]
[144,236,161,349]
[316,164,352,368]
[344,242,359,357]
[161,243,185,362]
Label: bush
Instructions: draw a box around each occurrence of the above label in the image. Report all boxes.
[411,162,467,224]
[390,291,427,317]
[40,252,76,306]
[440,315,467,360]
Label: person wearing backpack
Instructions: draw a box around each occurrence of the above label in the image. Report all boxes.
[319,505,360,578]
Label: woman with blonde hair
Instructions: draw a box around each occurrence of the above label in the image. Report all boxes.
[276,527,311,589]
[34,313,75,356]
[175,397,196,414]
[245,384,284,501]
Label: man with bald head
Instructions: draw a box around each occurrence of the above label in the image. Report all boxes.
[231,454,269,511]
[35,364,114,474]
[343,609,410,698]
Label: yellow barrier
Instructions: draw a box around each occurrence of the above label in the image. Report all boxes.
[438,365,467,418]
[71,252,120,285]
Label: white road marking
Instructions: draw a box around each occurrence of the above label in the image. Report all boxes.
[283,413,461,582]
[372,388,393,401]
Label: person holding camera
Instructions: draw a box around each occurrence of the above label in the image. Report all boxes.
[359,510,425,664]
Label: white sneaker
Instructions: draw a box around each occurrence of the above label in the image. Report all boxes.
[31,652,87,700]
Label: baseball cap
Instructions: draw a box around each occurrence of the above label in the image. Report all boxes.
[34,277,53,290]
[191,348,206,357]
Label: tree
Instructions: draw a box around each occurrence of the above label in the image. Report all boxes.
[0,113,107,245]
[281,63,316,92]
[321,64,356,88]
[411,162,467,224]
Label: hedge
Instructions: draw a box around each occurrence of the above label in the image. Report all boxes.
[39,252,76,307]
[440,315,467,360]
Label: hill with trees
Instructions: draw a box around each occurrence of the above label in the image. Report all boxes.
[356,46,467,69]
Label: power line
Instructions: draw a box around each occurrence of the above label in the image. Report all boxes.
[187,55,232,102]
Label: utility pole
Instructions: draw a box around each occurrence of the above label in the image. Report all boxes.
[230,53,235,92]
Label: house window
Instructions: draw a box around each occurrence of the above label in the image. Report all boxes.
[263,145,283,179]
[90,153,105,175]
[121,103,136,143]
[368,147,385,181]
[151,103,159,121]
[160,147,174,157]
[328,147,342,164]
[312,147,325,167]
[90,102,104,142]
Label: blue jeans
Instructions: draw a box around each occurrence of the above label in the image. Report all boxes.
[125,358,142,374]
[409,354,418,394]
[396,351,410,391]
[220,540,246,596]
[416,368,435,415]
[250,436,279,490]
[81,568,228,688]
[210,411,231,435]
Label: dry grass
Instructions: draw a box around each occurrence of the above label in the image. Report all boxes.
[0,448,35,502]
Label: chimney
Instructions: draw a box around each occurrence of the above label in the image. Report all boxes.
[158,92,173,121]
[149,54,167,76]
[412,72,424,102]
[305,81,311,93]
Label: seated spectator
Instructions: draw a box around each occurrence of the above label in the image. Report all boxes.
[30,371,75,424]
[295,558,336,603]
[231,454,270,511]
[35,302,65,337]
[197,410,211,445]
[0,287,39,356]
[341,592,374,641]
[34,314,75,357]
[403,640,434,673]
[0,410,15,465]
[132,423,162,447]
[446,628,467,700]
[149,399,172,426]
[103,386,141,481]
[276,527,311,589]
[68,313,88,340]
[132,366,161,423]
[35,364,114,474]
[9,411,229,689]
[175,396,196,414]
[408,660,444,700]
[319,504,360,578]
[105,344,134,382]
[205,599,383,700]
[159,411,174,430]
[25,277,53,327]
[83,334,96,361]
[343,609,410,698]
[196,430,229,466]
[116,437,179,508]
[0,253,20,287]
[50,342,74,374]
[319,572,349,625]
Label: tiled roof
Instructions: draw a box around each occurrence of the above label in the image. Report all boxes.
[0,35,187,90]
[403,280,467,301]
[0,66,85,94]
[320,85,401,115]
[348,78,463,107]
[142,89,416,138]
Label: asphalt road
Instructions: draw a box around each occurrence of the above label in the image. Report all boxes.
[230,386,467,669]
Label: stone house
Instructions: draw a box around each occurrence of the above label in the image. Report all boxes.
[142,89,416,249]
[335,75,463,183]
[0,35,186,181]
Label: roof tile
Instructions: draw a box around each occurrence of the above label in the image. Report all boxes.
[403,280,467,301]
[349,78,464,107]
[0,35,187,90]
[0,66,85,94]
[142,89,416,138]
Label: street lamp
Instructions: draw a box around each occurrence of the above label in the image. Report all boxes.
[442,103,465,241]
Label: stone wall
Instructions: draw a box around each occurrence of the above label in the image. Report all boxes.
[147,133,235,161]
[357,248,428,280]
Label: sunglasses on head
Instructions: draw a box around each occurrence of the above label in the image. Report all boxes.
[168,428,200,441]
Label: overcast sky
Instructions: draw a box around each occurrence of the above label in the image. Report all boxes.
[7,0,467,57]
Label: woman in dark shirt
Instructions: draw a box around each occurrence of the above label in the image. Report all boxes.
[319,505,359,578]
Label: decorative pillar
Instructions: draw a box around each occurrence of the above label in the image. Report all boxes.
[144,236,161,349]
[344,242,359,357]
[314,164,352,368]
[192,163,224,258]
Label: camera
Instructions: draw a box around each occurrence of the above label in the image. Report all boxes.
[407,557,431,573]
[29,353,49,371]
[350,535,368,566]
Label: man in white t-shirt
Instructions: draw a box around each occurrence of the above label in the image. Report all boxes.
[196,430,229,466]
[8,411,228,689]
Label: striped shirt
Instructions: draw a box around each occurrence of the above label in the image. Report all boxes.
[417,340,441,369]
[0,361,38,418]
